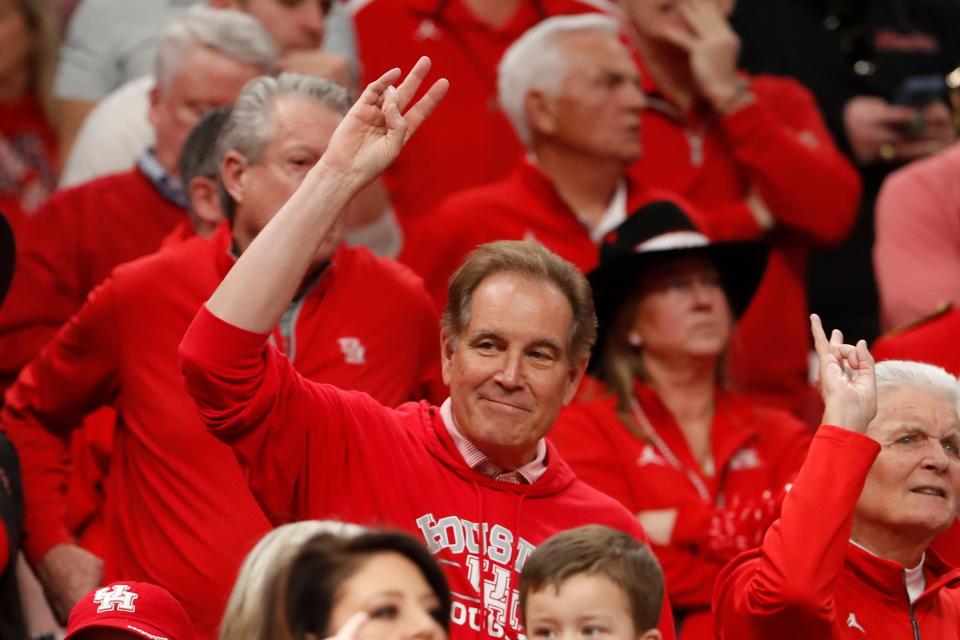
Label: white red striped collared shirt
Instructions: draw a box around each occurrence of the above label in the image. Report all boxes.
[440,398,547,484]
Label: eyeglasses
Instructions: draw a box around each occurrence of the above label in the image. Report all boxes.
[882,430,960,462]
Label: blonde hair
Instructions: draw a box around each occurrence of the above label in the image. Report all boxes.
[220,520,365,640]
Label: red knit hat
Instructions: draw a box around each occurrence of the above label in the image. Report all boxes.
[65,582,194,640]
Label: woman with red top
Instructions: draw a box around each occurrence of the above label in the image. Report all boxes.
[549,200,812,640]
[0,0,60,229]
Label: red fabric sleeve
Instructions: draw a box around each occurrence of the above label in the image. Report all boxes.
[0,198,85,396]
[720,78,861,245]
[178,305,389,525]
[712,426,879,639]
[0,278,121,565]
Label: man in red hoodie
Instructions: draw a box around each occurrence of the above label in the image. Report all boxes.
[713,316,960,639]
[2,74,445,637]
[179,59,676,640]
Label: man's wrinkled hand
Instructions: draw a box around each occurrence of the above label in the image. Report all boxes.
[37,543,103,625]
[317,56,448,188]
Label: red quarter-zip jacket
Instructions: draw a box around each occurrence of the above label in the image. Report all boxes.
[178,305,677,640]
[1,224,444,638]
[550,382,810,639]
[349,0,617,228]
[399,159,672,308]
[629,66,861,417]
[713,426,960,639]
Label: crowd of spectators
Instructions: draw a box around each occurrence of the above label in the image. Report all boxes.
[0,0,959,639]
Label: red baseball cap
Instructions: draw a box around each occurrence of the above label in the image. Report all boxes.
[65,581,194,640]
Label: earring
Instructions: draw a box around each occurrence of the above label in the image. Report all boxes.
[628,332,643,348]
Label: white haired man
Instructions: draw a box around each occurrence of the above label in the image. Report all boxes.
[0,7,277,398]
[713,315,960,638]
[400,13,669,307]
[2,72,446,637]
[178,59,677,639]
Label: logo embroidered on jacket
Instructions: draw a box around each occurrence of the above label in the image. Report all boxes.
[846,612,866,633]
[729,447,761,470]
[636,446,667,467]
[338,337,366,365]
[94,585,138,613]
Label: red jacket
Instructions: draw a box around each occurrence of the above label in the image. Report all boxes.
[550,382,810,639]
[713,426,960,639]
[0,166,187,394]
[178,305,677,640]
[629,70,861,416]
[350,0,615,227]
[1,224,445,638]
[400,159,669,308]
[872,307,960,567]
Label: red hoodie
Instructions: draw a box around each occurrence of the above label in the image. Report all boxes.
[2,224,445,639]
[178,306,677,640]
[713,426,960,639]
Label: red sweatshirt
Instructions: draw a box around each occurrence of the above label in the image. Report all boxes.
[400,159,669,308]
[350,0,615,227]
[713,426,960,639]
[0,166,187,394]
[1,224,444,639]
[629,70,861,416]
[178,306,677,640]
[872,308,960,567]
[550,382,810,639]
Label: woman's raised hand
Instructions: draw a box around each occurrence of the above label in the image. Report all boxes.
[810,314,877,433]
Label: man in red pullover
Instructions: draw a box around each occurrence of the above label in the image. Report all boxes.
[713,316,960,639]
[179,59,676,640]
[348,0,618,230]
[2,74,445,637]
[0,7,278,397]
[620,0,862,419]
[401,14,669,309]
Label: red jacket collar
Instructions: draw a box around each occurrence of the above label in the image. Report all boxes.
[846,543,960,605]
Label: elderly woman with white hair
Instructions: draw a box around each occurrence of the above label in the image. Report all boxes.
[713,317,960,639]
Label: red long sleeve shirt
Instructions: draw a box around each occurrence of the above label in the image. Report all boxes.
[178,305,677,640]
[713,426,960,639]
[1,225,445,638]
[0,166,187,395]
[349,0,616,227]
[629,71,861,416]
[550,382,810,639]
[399,159,669,308]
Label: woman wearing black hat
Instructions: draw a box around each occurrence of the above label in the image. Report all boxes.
[549,201,811,640]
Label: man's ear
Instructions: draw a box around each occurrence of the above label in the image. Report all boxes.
[147,85,162,130]
[220,150,248,210]
[440,331,456,386]
[187,176,224,237]
[562,356,588,406]
[525,90,557,138]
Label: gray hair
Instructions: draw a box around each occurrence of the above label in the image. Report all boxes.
[155,6,278,90]
[219,520,366,640]
[875,360,960,414]
[498,13,622,146]
[216,73,352,218]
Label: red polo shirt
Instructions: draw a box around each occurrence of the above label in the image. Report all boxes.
[628,64,861,416]
[349,0,616,227]
[399,158,669,308]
